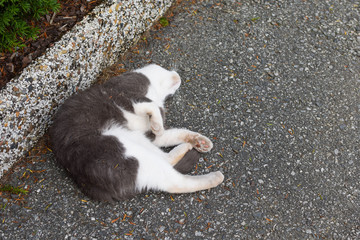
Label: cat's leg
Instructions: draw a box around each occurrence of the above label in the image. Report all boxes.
[141,167,224,193]
[166,171,224,193]
[167,143,193,166]
[153,129,213,152]
[136,156,224,194]
[132,102,164,135]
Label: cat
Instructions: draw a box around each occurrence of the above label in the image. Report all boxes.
[50,64,224,202]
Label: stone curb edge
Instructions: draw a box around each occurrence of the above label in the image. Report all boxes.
[0,0,174,178]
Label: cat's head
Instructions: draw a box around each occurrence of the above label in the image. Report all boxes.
[135,64,181,104]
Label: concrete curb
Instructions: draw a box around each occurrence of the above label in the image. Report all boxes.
[0,0,174,177]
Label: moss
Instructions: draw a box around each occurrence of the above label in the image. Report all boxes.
[159,17,169,27]
[0,184,28,195]
[251,17,260,22]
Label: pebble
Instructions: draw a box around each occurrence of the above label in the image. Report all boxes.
[159,226,165,232]
[253,211,262,219]
[339,124,347,130]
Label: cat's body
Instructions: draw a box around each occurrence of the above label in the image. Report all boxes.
[51,64,224,201]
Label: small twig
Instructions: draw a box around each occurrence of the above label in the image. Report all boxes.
[59,24,68,31]
[59,16,77,20]
[50,12,57,25]
[6,63,14,73]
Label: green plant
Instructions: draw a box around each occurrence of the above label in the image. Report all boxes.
[0,184,29,195]
[159,17,169,27]
[0,0,60,52]
[251,17,260,23]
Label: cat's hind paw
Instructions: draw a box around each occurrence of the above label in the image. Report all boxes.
[187,134,213,153]
[209,171,225,186]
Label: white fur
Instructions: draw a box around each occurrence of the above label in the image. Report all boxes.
[119,107,150,133]
[118,101,164,134]
[103,125,224,193]
[103,65,224,194]
[103,126,172,191]
[135,64,181,106]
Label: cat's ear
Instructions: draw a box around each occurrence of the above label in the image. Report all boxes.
[169,72,181,93]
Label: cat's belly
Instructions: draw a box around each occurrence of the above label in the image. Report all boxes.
[102,125,173,191]
[102,125,165,160]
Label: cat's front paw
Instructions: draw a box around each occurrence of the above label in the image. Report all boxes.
[187,133,213,153]
[151,121,164,136]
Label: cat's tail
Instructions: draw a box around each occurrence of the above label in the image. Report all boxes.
[174,149,200,174]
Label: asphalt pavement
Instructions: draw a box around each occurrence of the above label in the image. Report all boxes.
[1,0,359,239]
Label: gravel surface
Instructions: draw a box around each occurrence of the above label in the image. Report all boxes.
[1,0,359,239]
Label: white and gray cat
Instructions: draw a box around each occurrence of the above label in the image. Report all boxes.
[51,64,224,201]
